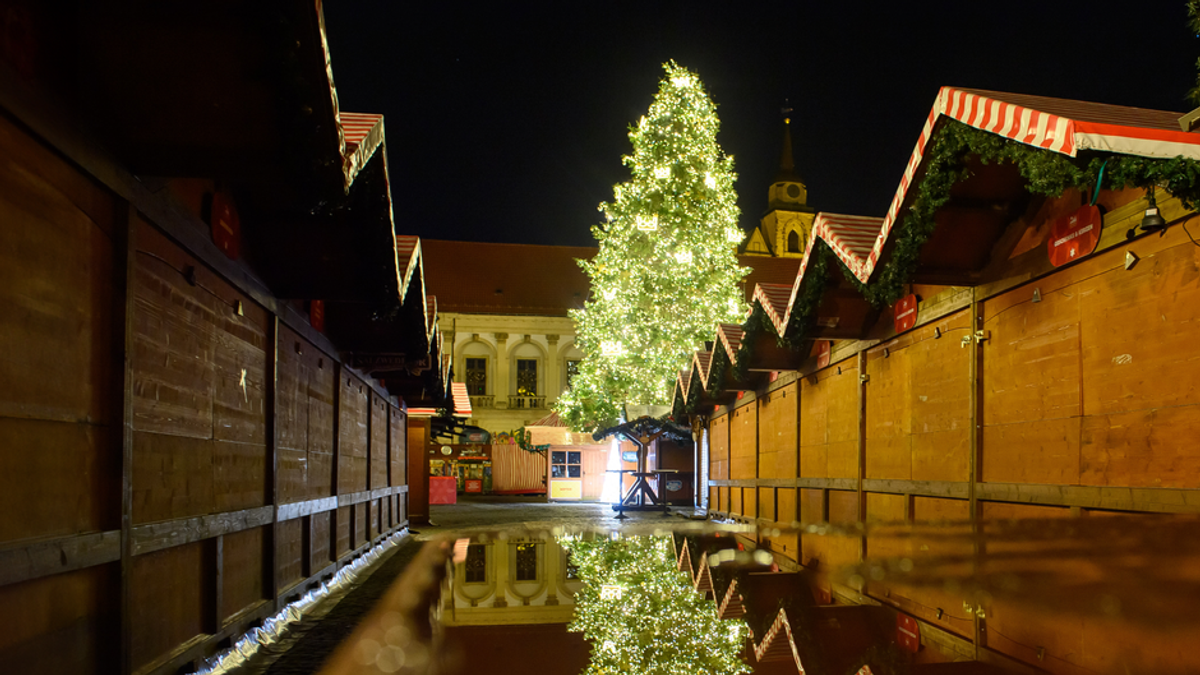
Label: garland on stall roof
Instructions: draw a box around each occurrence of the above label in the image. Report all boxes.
[512,426,549,455]
[846,119,1200,307]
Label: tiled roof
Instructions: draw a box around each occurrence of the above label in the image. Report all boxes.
[420,240,596,316]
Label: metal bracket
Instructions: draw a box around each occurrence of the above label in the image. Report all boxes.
[859,374,870,383]
[961,330,990,348]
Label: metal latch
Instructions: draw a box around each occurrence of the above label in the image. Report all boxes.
[960,330,990,348]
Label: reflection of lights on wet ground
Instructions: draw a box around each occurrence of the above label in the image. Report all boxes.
[352,611,427,674]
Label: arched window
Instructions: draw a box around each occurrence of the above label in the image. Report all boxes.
[787,229,801,253]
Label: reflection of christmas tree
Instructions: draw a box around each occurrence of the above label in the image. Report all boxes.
[560,533,749,675]
[557,61,747,431]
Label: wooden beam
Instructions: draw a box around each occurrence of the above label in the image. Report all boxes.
[861,479,970,499]
[130,507,274,556]
[277,496,340,522]
[975,482,1200,513]
[0,530,121,587]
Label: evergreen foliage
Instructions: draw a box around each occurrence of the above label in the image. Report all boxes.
[557,62,748,431]
[560,533,749,675]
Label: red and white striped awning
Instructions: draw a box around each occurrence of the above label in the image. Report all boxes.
[339,112,385,192]
[395,235,424,306]
[716,323,745,366]
[692,350,714,392]
[878,86,1200,278]
[426,295,439,345]
[674,369,692,405]
[783,213,885,324]
[753,283,792,337]
[451,382,472,418]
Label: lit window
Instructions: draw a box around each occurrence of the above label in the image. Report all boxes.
[465,358,486,395]
[552,450,582,478]
[464,544,486,583]
[517,359,537,396]
[515,543,538,581]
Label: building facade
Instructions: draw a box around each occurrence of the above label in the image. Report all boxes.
[420,240,595,437]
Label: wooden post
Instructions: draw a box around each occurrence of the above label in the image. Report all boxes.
[857,350,868,561]
[726,408,732,517]
[968,289,986,655]
[117,203,137,675]
[330,362,342,561]
[266,314,279,608]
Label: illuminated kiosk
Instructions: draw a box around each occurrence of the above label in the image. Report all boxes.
[593,405,693,515]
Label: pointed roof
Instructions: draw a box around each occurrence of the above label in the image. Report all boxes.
[774,118,804,185]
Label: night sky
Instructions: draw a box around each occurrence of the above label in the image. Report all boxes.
[323,1,1198,248]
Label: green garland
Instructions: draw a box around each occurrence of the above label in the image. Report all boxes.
[846,119,1200,307]
[512,426,549,455]
[679,119,1200,415]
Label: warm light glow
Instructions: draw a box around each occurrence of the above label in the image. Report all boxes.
[600,584,625,600]
[559,534,749,674]
[636,214,659,231]
[556,61,748,431]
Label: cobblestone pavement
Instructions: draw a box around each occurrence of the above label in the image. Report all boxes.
[237,497,694,675]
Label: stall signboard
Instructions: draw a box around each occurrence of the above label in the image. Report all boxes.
[210,191,241,259]
[816,340,831,369]
[893,294,918,334]
[897,613,920,653]
[1048,204,1101,268]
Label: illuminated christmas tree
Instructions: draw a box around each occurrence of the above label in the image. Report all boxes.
[558,61,747,431]
[561,534,749,675]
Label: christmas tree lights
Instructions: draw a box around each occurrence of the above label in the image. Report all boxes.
[561,534,749,675]
[558,61,748,431]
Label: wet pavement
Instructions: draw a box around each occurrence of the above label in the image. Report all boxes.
[236,497,690,675]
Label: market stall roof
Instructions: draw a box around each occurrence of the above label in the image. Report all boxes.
[529,411,569,428]
[870,87,1200,286]
[753,283,793,337]
[450,382,472,418]
[784,213,885,322]
[592,416,692,444]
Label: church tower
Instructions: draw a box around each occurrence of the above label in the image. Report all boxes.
[742,115,816,258]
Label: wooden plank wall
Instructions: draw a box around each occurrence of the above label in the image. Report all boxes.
[706,211,1200,674]
[0,114,411,675]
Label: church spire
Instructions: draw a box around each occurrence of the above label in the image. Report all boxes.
[774,105,803,184]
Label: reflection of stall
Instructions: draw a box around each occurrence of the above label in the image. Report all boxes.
[529,412,611,501]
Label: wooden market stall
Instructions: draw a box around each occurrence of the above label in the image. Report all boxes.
[674,87,1200,674]
[0,5,452,674]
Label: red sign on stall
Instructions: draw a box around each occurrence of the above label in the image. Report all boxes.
[893,294,918,334]
[816,340,831,369]
[464,479,483,493]
[1048,204,1101,268]
[210,192,241,259]
[897,613,921,653]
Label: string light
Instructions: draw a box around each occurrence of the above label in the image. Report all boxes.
[560,534,749,674]
[557,61,748,431]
